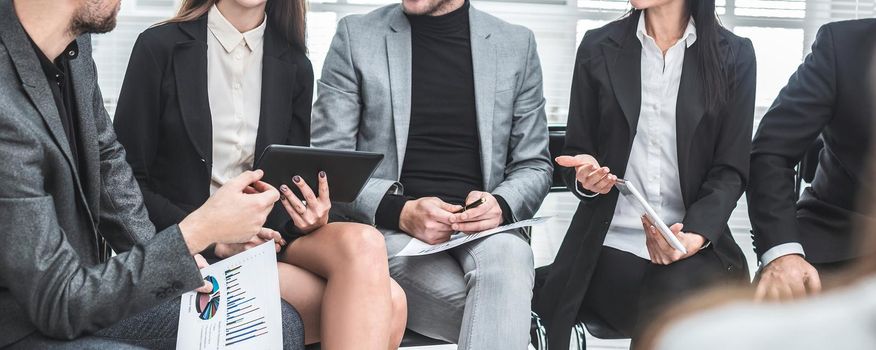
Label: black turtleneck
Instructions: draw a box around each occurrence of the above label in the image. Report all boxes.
[376,2,512,231]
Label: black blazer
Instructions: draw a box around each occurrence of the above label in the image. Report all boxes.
[113,15,314,236]
[748,19,876,264]
[534,12,756,347]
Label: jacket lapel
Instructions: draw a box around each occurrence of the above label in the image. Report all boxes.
[470,8,496,189]
[173,16,213,164]
[0,31,81,181]
[254,23,297,160]
[387,7,412,178]
[603,14,642,141]
[69,37,101,219]
[0,5,89,198]
[676,42,707,205]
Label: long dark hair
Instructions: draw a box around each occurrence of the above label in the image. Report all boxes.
[632,0,729,113]
[164,0,308,53]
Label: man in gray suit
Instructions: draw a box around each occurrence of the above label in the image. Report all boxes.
[0,0,303,348]
[312,0,552,348]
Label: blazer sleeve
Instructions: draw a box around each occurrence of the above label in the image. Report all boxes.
[0,105,203,340]
[310,17,399,225]
[747,25,838,259]
[562,35,602,201]
[291,57,314,145]
[278,57,315,237]
[681,39,757,244]
[113,33,190,231]
[490,31,553,221]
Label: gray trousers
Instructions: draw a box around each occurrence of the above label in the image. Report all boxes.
[385,229,535,350]
[8,298,305,350]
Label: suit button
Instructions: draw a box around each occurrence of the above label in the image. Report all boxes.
[200,158,206,163]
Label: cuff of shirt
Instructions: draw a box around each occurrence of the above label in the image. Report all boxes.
[494,195,514,225]
[376,193,409,231]
[575,182,599,198]
[761,242,806,267]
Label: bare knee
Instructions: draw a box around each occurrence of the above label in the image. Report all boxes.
[333,223,388,266]
[390,280,408,322]
[389,279,408,347]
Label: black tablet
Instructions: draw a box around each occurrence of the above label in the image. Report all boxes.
[254,145,384,203]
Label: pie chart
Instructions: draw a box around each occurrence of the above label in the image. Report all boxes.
[196,275,220,320]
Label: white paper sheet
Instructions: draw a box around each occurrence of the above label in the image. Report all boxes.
[394,217,552,257]
[176,241,283,350]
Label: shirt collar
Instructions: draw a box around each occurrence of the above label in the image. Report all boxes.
[25,32,78,78]
[207,5,266,53]
[636,13,697,48]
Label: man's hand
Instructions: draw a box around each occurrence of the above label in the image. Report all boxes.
[556,154,617,194]
[179,170,281,254]
[399,197,462,244]
[214,228,286,258]
[193,254,213,293]
[755,254,821,302]
[448,191,503,233]
[642,216,706,265]
[278,171,331,234]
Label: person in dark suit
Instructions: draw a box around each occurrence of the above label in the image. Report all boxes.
[533,0,756,347]
[747,19,876,301]
[0,0,305,348]
[112,0,406,348]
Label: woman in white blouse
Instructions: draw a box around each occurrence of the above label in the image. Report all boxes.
[113,1,407,349]
[533,0,757,347]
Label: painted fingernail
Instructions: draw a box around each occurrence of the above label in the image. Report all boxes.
[319,171,326,178]
[280,195,286,201]
[293,175,301,183]
[280,185,290,192]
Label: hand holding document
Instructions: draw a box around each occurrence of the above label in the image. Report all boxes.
[177,241,283,350]
[395,217,551,257]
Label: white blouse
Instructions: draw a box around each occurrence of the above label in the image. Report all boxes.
[602,14,697,260]
[206,5,266,194]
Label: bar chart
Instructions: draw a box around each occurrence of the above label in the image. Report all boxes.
[224,265,270,347]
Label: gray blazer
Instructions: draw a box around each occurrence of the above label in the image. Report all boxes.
[312,4,552,225]
[0,0,202,345]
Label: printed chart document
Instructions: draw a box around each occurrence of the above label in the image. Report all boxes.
[395,217,551,257]
[177,241,283,350]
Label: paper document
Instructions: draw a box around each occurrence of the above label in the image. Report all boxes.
[395,217,551,257]
[177,241,283,350]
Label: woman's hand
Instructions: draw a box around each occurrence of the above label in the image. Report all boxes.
[556,154,618,194]
[214,227,286,258]
[279,171,331,234]
[641,216,706,265]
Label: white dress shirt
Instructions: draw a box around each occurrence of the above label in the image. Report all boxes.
[207,5,266,194]
[601,15,697,260]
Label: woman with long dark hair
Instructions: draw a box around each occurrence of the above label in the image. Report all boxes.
[113,1,406,348]
[533,0,756,347]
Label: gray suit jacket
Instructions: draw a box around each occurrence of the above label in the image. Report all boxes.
[312,4,552,225]
[0,0,202,345]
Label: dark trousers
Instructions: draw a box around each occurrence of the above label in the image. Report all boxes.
[578,246,727,341]
[8,298,305,350]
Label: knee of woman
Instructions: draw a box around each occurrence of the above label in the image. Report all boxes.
[390,281,409,337]
[390,281,408,317]
[335,223,388,264]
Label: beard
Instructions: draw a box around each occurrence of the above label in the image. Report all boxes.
[404,0,458,16]
[70,0,120,35]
